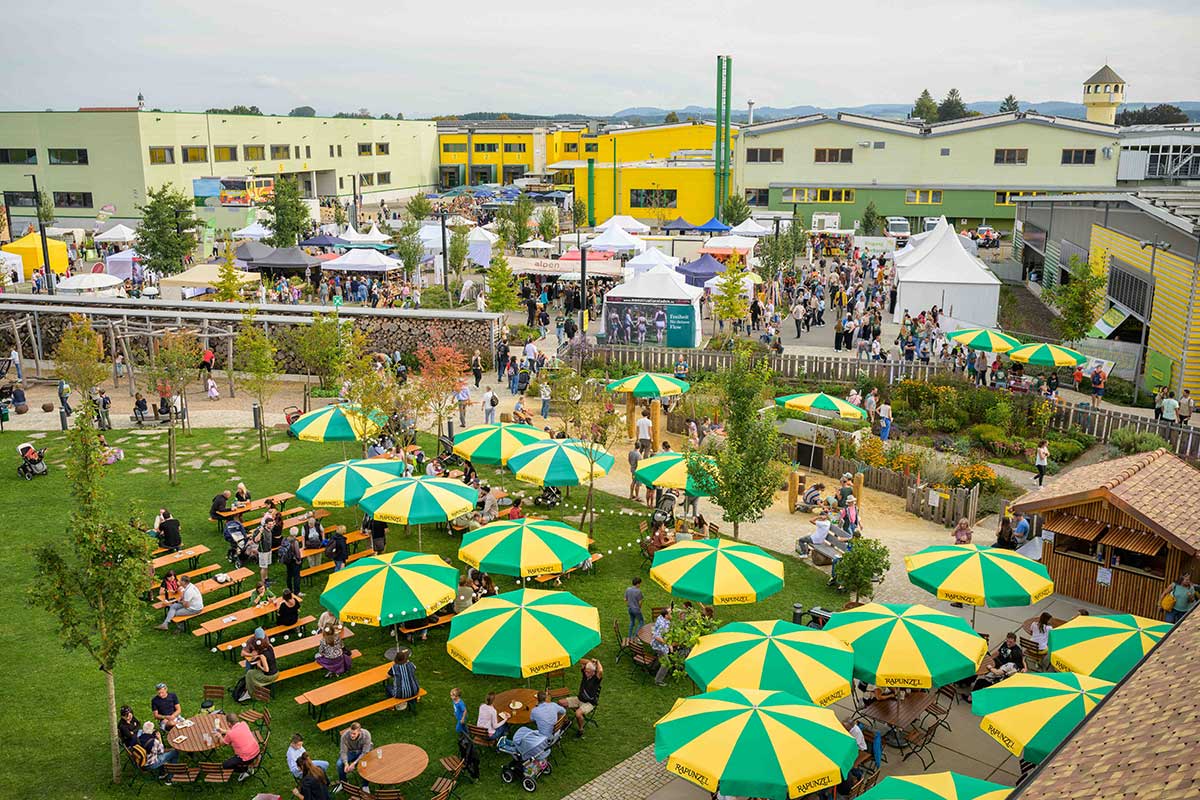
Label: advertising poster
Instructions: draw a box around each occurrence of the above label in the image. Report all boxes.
[602,298,695,348]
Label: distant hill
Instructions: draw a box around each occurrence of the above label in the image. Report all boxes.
[610,101,1200,123]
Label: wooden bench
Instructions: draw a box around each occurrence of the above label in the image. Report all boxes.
[152,545,211,572]
[294,662,393,721]
[397,611,456,642]
[247,504,327,531]
[129,414,170,426]
[808,543,843,567]
[215,615,317,659]
[174,590,254,628]
[153,567,254,609]
[535,552,604,584]
[269,649,363,685]
[239,628,356,666]
[192,597,293,645]
[298,529,369,561]
[316,688,428,741]
[301,548,374,584]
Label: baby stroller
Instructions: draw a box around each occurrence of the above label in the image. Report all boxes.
[283,406,303,435]
[516,367,532,394]
[499,727,552,792]
[223,520,252,565]
[532,485,562,509]
[651,488,678,529]
[17,443,49,480]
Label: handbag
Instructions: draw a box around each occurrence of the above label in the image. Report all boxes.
[1161,589,1176,612]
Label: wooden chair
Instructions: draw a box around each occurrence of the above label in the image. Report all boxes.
[1019,636,1047,671]
[201,685,226,706]
[430,775,458,800]
[370,788,405,800]
[923,685,957,734]
[902,720,939,770]
[549,712,574,764]
[628,640,659,679]
[254,726,272,761]
[120,744,155,794]
[199,762,234,784]
[547,687,570,702]
[612,619,633,662]
[542,667,566,688]
[582,700,600,730]
[339,784,369,799]
[162,762,200,790]
[466,723,497,751]
[439,755,467,782]
[639,539,654,570]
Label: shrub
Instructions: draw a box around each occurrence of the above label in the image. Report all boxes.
[967,423,1005,447]
[1047,438,1085,463]
[984,399,1013,432]
[931,417,962,433]
[857,435,886,467]
[949,460,999,493]
[1109,426,1170,455]
[959,386,1002,424]
[836,537,891,602]
[418,285,454,309]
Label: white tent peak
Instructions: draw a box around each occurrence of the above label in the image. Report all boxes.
[467,227,499,243]
[595,215,650,234]
[233,221,272,240]
[323,249,402,272]
[94,223,138,243]
[729,218,771,237]
[517,239,553,250]
[589,225,646,253]
[361,223,390,244]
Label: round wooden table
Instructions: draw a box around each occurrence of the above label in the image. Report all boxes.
[637,623,654,645]
[165,714,224,754]
[356,743,429,786]
[493,688,538,726]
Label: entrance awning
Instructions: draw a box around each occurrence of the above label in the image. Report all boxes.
[1044,513,1106,541]
[1099,526,1164,557]
[1088,305,1133,339]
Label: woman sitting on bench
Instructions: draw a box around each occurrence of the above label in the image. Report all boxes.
[797,483,825,512]
[385,650,420,710]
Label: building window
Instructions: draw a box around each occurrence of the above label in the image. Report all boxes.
[0,148,37,165]
[270,144,290,160]
[52,191,93,208]
[1061,148,1097,165]
[329,145,335,157]
[745,188,770,206]
[213,146,238,162]
[873,141,885,149]
[376,172,390,185]
[504,143,527,153]
[814,148,853,163]
[629,188,677,208]
[783,187,854,203]
[148,146,175,165]
[905,189,943,204]
[1104,84,1111,93]
[940,148,951,157]
[564,142,578,153]
[48,148,88,165]
[182,146,207,163]
[1085,85,1092,94]
[338,177,344,189]
[994,190,1044,206]
[337,145,343,157]
[746,148,784,163]
[358,143,372,156]
[3,191,38,208]
[243,145,265,161]
[375,142,389,155]
[359,173,374,186]
[305,145,311,158]
[584,143,598,153]
[994,148,1028,165]
[474,143,498,153]
[443,143,467,153]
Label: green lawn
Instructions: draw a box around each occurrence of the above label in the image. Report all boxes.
[0,424,840,799]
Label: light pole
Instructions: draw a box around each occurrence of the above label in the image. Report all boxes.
[439,206,450,293]
[26,174,55,295]
[1133,239,1171,403]
[578,245,588,337]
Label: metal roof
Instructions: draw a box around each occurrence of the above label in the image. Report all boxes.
[1012,191,1200,234]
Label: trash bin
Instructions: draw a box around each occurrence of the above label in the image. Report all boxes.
[792,603,806,626]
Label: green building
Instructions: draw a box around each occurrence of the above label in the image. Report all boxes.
[0,106,438,235]
[734,110,1121,234]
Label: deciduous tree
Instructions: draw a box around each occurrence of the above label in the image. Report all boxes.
[212,240,247,302]
[713,252,750,335]
[414,334,469,439]
[405,194,433,222]
[338,330,398,457]
[287,311,346,391]
[499,195,534,247]
[448,228,469,281]
[263,177,310,247]
[140,331,202,481]
[664,111,680,123]
[236,310,281,459]
[136,184,197,276]
[1044,254,1107,343]
[392,219,426,281]
[485,250,520,312]
[836,537,891,601]
[54,314,110,399]
[536,207,559,244]
[572,199,588,231]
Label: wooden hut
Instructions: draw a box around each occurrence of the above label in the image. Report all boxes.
[1009,448,1200,618]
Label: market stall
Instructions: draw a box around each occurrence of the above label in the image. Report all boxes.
[322,249,404,273]
[589,224,646,255]
[467,226,499,267]
[808,229,855,260]
[626,247,680,275]
[595,214,651,234]
[232,221,273,240]
[676,253,725,287]
[893,223,1000,328]
[157,263,259,300]
[2,232,68,278]
[601,265,702,348]
[104,248,142,281]
[700,234,757,258]
[56,273,125,297]
[93,223,138,244]
[730,218,771,237]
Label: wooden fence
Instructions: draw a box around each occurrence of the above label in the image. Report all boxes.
[905,483,982,528]
[1046,398,1200,459]
[821,454,921,498]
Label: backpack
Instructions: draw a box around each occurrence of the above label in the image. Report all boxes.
[324,539,340,560]
[128,744,149,768]
[280,538,299,565]
[305,528,323,549]
[490,394,499,408]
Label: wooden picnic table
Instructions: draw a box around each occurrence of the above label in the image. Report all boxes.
[154,567,252,608]
[859,690,936,744]
[493,688,538,726]
[1022,615,1067,635]
[356,743,429,786]
[239,628,355,666]
[215,492,294,520]
[195,598,286,644]
[299,529,370,560]
[152,545,210,571]
[166,713,224,755]
[295,662,393,718]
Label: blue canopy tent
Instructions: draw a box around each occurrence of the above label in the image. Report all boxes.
[300,233,348,247]
[662,216,697,234]
[676,253,725,287]
[694,217,731,233]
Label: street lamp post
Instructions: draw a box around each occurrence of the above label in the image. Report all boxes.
[578,245,588,338]
[26,174,55,295]
[1133,239,1172,403]
[439,206,450,293]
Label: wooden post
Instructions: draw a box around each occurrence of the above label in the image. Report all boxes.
[787,471,800,514]
[853,472,865,507]
[106,321,118,386]
[626,393,636,440]
[650,399,662,450]
[226,331,236,399]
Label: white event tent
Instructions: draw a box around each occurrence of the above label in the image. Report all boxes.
[362,224,391,244]
[233,221,273,240]
[600,264,702,348]
[56,273,124,297]
[322,249,403,273]
[729,218,771,237]
[94,223,138,243]
[893,223,1000,328]
[418,224,444,255]
[896,218,977,267]
[589,224,646,254]
[468,226,500,266]
[625,247,680,275]
[104,248,141,280]
[595,214,650,235]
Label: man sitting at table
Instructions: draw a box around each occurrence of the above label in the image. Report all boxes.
[157,575,203,630]
[215,712,260,781]
[150,683,183,732]
[287,733,330,781]
[967,632,1026,698]
[336,722,373,786]
[470,486,500,530]
[531,689,566,740]
[210,489,232,519]
[157,509,182,553]
[560,658,603,737]
[136,721,179,773]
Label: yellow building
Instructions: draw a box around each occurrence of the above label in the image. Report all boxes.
[1083,65,1126,126]
[436,121,590,187]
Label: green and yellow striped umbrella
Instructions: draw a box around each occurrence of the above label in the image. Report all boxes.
[946,328,1022,354]
[634,451,717,496]
[288,403,387,442]
[650,539,784,605]
[446,588,601,677]
[452,423,550,465]
[859,772,1012,800]
[654,687,858,799]
[905,544,1055,607]
[775,392,866,419]
[319,550,458,626]
[605,372,690,398]
[684,620,854,706]
[972,671,1114,763]
[358,476,479,525]
[296,459,407,508]
[458,518,591,578]
[822,603,987,688]
[1006,342,1087,367]
[1048,613,1171,682]
[507,438,615,486]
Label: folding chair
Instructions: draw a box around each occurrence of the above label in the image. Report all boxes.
[902,720,939,770]
[430,775,459,800]
[923,685,957,734]
[612,619,633,663]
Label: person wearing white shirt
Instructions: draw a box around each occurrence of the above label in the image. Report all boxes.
[635,412,653,455]
[797,512,836,557]
[158,575,203,629]
[482,387,496,425]
[286,734,329,779]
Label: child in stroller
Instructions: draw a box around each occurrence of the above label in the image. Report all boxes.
[16,442,49,480]
[498,727,553,792]
[223,517,254,565]
[532,485,562,509]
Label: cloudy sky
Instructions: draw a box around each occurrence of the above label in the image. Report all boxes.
[5,0,1196,116]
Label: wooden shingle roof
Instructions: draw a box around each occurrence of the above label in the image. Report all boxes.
[1014,608,1200,799]
[1085,65,1124,84]
[1010,449,1200,555]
